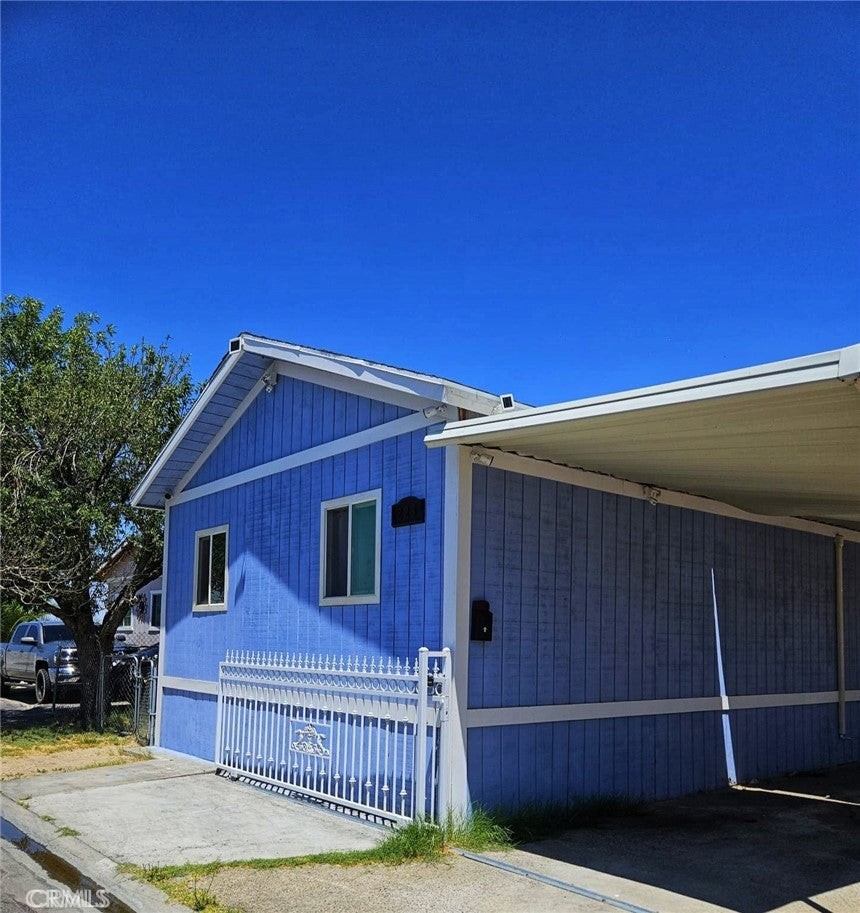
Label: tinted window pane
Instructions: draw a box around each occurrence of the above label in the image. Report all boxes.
[11,625,26,644]
[42,624,71,643]
[325,507,349,597]
[150,593,162,628]
[350,500,376,596]
[210,532,226,604]
[196,535,211,605]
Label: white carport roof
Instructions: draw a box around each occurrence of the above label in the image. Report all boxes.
[426,344,860,533]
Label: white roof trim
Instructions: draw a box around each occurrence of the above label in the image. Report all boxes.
[425,344,859,446]
[239,335,501,415]
[130,349,243,507]
[131,333,504,509]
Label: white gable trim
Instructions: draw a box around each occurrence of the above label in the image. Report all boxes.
[168,411,437,507]
[131,349,243,507]
[240,335,500,416]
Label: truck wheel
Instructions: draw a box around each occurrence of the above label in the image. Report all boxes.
[35,667,53,704]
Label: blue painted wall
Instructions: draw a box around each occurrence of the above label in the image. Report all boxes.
[159,380,445,759]
[160,689,218,762]
[467,465,860,808]
[185,377,411,490]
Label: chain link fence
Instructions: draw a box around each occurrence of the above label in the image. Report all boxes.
[96,651,158,744]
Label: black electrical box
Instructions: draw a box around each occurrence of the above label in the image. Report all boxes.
[470,600,493,641]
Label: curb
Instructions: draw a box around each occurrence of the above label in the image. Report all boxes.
[1,792,188,913]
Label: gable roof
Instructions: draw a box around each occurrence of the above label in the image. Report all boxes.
[131,333,504,509]
[425,343,860,533]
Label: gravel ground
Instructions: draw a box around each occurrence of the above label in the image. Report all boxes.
[206,854,607,913]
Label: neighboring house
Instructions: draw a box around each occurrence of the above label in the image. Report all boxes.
[95,544,162,647]
[131,334,859,820]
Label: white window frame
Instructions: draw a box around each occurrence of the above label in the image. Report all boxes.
[118,607,134,630]
[148,590,163,632]
[319,489,382,606]
[193,525,229,613]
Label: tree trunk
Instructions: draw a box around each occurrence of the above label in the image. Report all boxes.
[65,609,115,731]
[74,631,104,730]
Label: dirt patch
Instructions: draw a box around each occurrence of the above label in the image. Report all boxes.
[204,855,602,913]
[1,744,146,780]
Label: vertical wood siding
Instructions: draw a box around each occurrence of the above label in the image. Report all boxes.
[162,427,444,688]
[160,689,217,761]
[468,465,860,807]
[184,377,411,490]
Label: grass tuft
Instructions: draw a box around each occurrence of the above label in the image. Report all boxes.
[57,826,81,837]
[0,720,132,758]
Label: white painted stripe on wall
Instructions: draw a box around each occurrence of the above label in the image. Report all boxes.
[169,411,435,506]
[161,675,219,695]
[159,675,859,722]
[472,448,860,543]
[465,690,860,728]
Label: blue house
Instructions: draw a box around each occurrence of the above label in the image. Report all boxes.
[132,335,859,821]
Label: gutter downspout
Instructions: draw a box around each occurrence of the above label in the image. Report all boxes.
[835,535,846,738]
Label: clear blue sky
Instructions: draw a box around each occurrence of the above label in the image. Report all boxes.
[3,2,858,404]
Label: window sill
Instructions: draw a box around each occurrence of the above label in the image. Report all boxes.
[192,604,227,614]
[319,595,380,607]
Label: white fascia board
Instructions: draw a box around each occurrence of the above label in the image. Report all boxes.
[838,343,860,379]
[130,349,243,507]
[240,334,500,415]
[425,345,855,448]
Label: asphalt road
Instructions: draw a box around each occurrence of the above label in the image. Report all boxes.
[0,838,70,913]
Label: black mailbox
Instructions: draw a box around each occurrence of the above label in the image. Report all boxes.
[470,600,493,641]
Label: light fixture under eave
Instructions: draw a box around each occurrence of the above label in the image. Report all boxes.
[643,485,661,506]
[471,451,494,468]
[423,404,448,419]
[262,364,278,394]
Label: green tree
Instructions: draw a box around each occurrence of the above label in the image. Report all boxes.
[1,296,193,727]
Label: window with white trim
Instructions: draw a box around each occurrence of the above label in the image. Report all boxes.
[194,526,228,610]
[120,607,133,629]
[149,591,163,629]
[320,490,381,605]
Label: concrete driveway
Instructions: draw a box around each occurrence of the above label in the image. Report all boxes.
[503,762,860,913]
[1,753,380,866]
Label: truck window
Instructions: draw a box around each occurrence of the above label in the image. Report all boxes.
[10,624,29,644]
[41,624,71,643]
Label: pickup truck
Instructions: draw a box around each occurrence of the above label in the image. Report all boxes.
[0,616,79,703]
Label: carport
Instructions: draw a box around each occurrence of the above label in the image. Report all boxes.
[425,344,860,812]
[427,344,860,528]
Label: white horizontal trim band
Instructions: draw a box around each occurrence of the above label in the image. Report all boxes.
[162,675,218,695]
[466,690,860,728]
[467,448,860,542]
[169,411,434,506]
[159,677,859,719]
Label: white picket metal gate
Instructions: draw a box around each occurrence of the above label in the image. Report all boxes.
[215,647,451,823]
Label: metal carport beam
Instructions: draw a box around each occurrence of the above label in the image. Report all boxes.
[425,344,860,532]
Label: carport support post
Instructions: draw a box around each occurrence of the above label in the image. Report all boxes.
[835,535,846,738]
[439,445,472,819]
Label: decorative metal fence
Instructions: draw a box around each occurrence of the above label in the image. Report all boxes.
[215,647,451,823]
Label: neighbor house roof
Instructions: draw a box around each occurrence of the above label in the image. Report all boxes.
[425,344,860,532]
[131,333,506,509]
